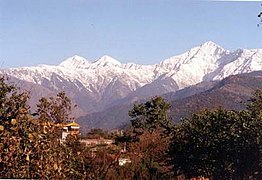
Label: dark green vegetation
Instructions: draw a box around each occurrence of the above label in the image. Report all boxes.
[0,75,262,179]
[129,96,172,134]
[170,108,262,179]
[125,92,262,179]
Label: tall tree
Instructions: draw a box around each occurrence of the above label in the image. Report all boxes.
[129,96,172,135]
[0,76,29,121]
[127,96,173,179]
[36,91,74,124]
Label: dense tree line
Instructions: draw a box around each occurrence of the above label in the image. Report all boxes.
[126,93,262,179]
[0,76,262,179]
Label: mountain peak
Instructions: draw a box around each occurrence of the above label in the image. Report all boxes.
[200,41,225,50]
[59,55,90,68]
[193,41,227,56]
[202,41,218,46]
[199,41,219,48]
[93,55,121,66]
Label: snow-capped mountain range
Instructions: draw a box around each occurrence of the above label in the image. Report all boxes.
[1,41,262,116]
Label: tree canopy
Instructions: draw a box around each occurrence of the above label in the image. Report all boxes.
[169,90,262,179]
[129,96,172,135]
[36,91,74,124]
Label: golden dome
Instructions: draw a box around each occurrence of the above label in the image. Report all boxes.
[65,121,80,127]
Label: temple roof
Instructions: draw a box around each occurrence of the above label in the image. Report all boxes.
[65,122,80,127]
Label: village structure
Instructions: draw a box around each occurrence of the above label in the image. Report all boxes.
[61,121,81,140]
[60,121,131,166]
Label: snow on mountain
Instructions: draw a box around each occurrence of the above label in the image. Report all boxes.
[214,49,262,80]
[92,55,122,67]
[158,41,229,88]
[59,55,90,69]
[1,41,261,116]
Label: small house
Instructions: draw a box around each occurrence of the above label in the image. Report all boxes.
[62,121,80,140]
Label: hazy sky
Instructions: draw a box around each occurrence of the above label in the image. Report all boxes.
[0,0,261,68]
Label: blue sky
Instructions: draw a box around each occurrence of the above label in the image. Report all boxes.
[0,0,261,68]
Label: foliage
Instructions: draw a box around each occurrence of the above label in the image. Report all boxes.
[128,130,172,179]
[129,96,172,135]
[108,130,172,179]
[247,89,262,118]
[36,91,74,124]
[0,77,123,179]
[169,89,262,180]
[0,77,83,178]
[125,96,173,179]
[0,77,29,121]
[0,101,72,177]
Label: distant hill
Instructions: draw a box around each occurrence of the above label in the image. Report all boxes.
[77,71,262,133]
[170,71,262,121]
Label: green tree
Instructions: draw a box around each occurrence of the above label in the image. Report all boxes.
[127,96,173,179]
[247,89,262,118]
[129,96,172,135]
[169,106,262,179]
